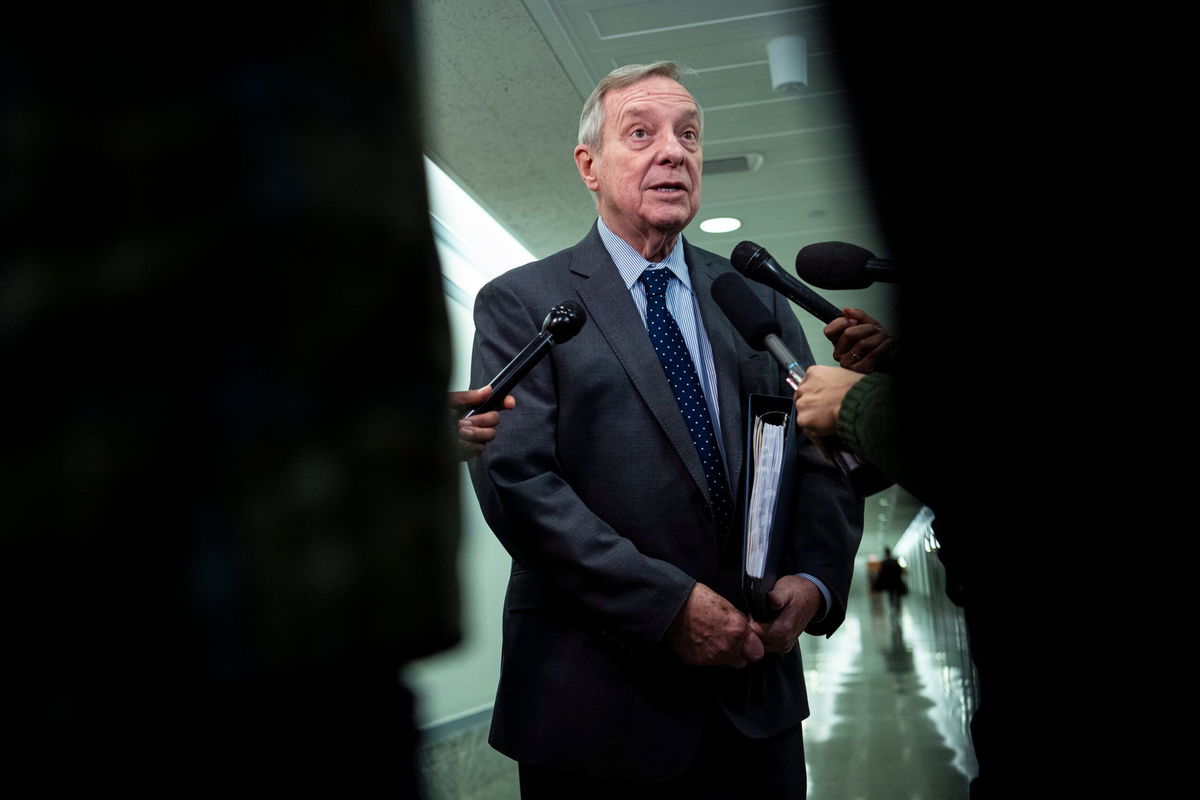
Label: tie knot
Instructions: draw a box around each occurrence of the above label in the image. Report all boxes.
[641,266,671,298]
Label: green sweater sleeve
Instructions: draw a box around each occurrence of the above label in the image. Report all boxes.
[836,372,904,490]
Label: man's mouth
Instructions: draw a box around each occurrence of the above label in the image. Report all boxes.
[650,183,686,194]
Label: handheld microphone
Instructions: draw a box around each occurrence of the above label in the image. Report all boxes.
[710,274,805,391]
[462,300,586,418]
[710,272,891,496]
[794,241,900,289]
[730,241,842,324]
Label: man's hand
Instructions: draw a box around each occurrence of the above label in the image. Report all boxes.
[749,575,822,654]
[823,308,894,374]
[666,582,764,668]
[448,385,516,461]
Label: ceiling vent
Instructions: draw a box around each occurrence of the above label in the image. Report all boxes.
[703,153,764,175]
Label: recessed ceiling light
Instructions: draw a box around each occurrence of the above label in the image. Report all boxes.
[699,217,742,233]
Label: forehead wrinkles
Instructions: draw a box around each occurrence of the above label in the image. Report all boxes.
[607,84,698,129]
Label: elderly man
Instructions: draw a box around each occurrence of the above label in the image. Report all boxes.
[468,62,863,798]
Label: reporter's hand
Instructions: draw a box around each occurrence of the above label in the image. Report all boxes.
[748,575,822,654]
[666,582,764,668]
[793,365,864,439]
[448,385,515,461]
[824,308,894,373]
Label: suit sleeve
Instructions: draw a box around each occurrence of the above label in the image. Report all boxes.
[467,277,696,649]
[772,292,865,637]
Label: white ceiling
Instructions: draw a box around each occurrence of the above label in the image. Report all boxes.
[413,0,903,357]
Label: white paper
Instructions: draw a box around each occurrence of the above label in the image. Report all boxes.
[746,415,785,579]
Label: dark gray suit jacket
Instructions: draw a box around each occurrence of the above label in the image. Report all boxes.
[468,224,863,781]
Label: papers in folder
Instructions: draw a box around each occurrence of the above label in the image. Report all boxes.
[746,412,787,580]
[741,394,796,619]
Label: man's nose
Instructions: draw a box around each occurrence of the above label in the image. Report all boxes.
[656,133,688,165]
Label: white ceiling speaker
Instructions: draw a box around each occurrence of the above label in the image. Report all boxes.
[768,35,808,91]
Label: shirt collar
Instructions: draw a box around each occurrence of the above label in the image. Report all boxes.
[596,216,692,293]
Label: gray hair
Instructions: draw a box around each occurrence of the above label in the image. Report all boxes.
[577,61,703,151]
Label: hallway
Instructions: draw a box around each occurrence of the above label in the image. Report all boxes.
[802,552,977,799]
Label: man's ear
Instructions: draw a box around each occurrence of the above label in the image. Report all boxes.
[574,144,599,192]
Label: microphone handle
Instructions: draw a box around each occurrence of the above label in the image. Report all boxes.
[776,283,842,325]
[764,336,804,383]
[462,333,553,418]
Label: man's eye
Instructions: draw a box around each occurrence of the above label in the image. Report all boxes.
[631,129,649,139]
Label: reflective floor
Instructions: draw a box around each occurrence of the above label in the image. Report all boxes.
[801,568,978,800]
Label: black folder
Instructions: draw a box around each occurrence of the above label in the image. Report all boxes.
[740,393,800,620]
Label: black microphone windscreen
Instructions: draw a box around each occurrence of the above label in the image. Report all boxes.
[794,241,875,289]
[542,300,586,343]
[729,240,842,324]
[730,240,766,276]
[710,272,780,350]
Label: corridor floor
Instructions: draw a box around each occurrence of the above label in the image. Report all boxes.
[801,578,978,800]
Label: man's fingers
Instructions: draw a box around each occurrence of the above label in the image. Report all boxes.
[742,632,765,663]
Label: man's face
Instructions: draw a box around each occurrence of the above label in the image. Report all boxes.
[576,76,703,246]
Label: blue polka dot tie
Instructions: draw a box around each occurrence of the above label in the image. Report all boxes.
[640,267,733,529]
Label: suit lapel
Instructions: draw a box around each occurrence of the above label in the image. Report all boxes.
[570,227,714,506]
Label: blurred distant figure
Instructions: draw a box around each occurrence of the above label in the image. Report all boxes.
[874,547,907,614]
